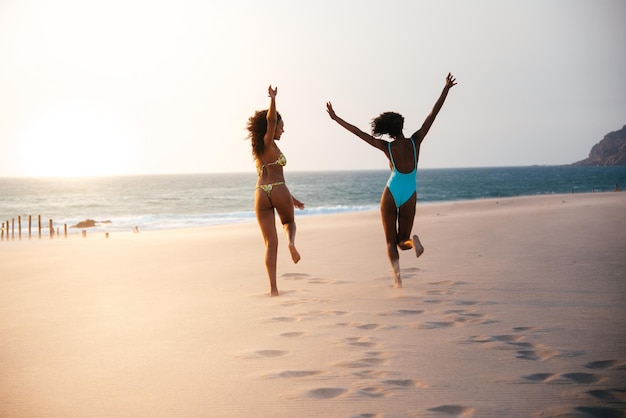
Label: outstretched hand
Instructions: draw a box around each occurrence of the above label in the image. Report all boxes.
[326,102,337,120]
[445,73,457,89]
[292,196,305,210]
[268,85,278,98]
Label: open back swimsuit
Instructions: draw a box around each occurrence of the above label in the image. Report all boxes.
[256,152,287,198]
[386,138,417,207]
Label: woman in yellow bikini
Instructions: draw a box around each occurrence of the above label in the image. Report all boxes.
[247,85,304,297]
[327,73,456,288]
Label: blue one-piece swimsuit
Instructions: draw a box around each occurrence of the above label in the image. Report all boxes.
[386,138,417,207]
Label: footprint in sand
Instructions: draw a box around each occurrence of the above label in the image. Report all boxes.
[587,388,626,402]
[522,372,605,384]
[299,310,349,321]
[376,309,424,317]
[512,326,543,333]
[266,316,299,323]
[253,349,289,358]
[334,352,392,369]
[517,349,561,361]
[336,322,392,331]
[350,414,383,418]
[416,321,458,329]
[423,299,445,304]
[264,370,324,379]
[334,357,389,369]
[382,379,428,388]
[343,336,380,348]
[357,386,392,398]
[417,314,496,329]
[427,404,474,417]
[426,289,455,296]
[489,334,525,342]
[460,335,496,344]
[281,273,311,280]
[234,349,289,359]
[561,372,605,384]
[453,300,480,306]
[444,309,495,325]
[398,267,422,281]
[507,342,536,349]
[358,323,397,330]
[585,360,626,370]
[429,280,468,286]
[575,406,626,418]
[279,331,307,338]
[270,310,347,324]
[517,347,583,361]
[307,277,333,284]
[279,299,307,307]
[522,373,558,383]
[284,275,350,285]
[353,370,389,379]
[459,334,527,349]
[305,387,347,399]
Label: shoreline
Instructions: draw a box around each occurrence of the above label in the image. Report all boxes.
[1,190,623,240]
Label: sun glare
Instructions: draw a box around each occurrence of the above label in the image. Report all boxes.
[17,105,135,177]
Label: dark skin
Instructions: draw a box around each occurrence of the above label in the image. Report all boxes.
[255,85,304,297]
[326,73,457,287]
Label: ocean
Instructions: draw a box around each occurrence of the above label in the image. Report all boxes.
[1,166,625,235]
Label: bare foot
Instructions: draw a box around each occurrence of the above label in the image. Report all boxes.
[398,239,413,251]
[270,288,279,297]
[391,260,402,288]
[412,235,424,258]
[289,243,301,264]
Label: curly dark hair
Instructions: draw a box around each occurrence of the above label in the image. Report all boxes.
[247,109,282,159]
[371,112,404,138]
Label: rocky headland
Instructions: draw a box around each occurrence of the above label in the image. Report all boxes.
[572,125,626,166]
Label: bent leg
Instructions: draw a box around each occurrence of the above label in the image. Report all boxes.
[396,193,419,252]
[396,193,424,257]
[380,188,402,288]
[271,185,301,264]
[255,189,279,296]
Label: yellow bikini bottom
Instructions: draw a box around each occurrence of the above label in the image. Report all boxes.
[256,182,286,198]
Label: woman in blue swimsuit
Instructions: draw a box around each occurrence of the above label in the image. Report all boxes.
[326,73,456,288]
[248,85,304,297]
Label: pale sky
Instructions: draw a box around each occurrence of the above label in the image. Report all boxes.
[1,0,624,177]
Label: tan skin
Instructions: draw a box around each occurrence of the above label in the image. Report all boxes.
[327,73,456,288]
[255,85,304,297]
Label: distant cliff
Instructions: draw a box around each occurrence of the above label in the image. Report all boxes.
[572,125,626,166]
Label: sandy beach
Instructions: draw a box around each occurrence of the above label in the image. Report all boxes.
[1,192,625,417]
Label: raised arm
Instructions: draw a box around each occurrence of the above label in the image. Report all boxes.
[411,73,457,143]
[263,85,279,148]
[326,102,387,152]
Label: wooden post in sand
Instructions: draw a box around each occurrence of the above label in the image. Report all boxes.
[28,215,32,239]
[49,219,54,239]
[11,218,14,240]
[38,215,42,239]
[1,222,4,241]
[64,224,67,238]
[18,216,22,240]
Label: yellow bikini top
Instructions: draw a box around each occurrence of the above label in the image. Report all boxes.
[256,152,287,176]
